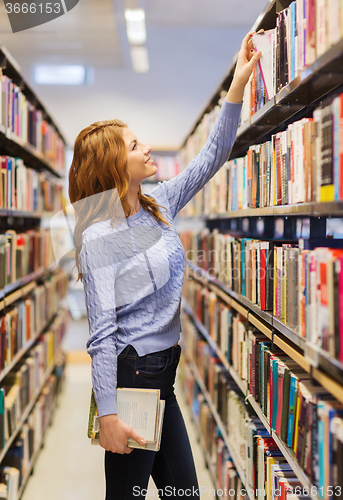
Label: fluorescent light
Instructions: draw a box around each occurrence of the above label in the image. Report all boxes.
[125,8,146,45]
[125,8,145,22]
[130,46,149,73]
[34,65,87,85]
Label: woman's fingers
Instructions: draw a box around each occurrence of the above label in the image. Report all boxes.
[241,31,255,49]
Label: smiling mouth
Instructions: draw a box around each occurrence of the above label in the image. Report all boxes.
[145,156,154,164]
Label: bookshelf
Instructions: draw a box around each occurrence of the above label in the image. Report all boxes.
[185,260,343,390]
[178,1,343,499]
[181,299,324,500]
[181,201,343,220]
[0,348,64,465]
[181,302,309,497]
[182,351,255,500]
[231,38,343,160]
[0,45,68,498]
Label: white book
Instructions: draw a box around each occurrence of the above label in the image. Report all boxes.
[0,467,19,500]
[252,30,276,101]
[91,388,165,451]
[297,0,305,71]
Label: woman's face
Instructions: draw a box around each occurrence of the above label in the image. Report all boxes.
[123,128,157,184]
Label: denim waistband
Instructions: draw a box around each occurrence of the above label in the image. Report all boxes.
[119,343,178,358]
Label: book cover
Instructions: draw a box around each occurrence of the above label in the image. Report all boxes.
[295,384,309,465]
[272,358,279,431]
[339,256,343,362]
[320,99,334,202]
[340,94,343,200]
[292,385,302,453]
[287,373,298,447]
[252,30,276,101]
[88,387,163,450]
[260,242,266,311]
[275,362,285,436]
[305,0,316,66]
[281,366,290,442]
[316,0,326,57]
[333,258,341,360]
[332,95,340,200]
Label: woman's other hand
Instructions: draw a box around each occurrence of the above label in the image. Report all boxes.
[99,414,147,454]
[226,31,262,103]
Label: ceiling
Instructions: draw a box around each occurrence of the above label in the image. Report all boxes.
[0,0,267,150]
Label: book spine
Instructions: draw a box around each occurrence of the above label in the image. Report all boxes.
[340,94,343,200]
[333,96,340,200]
[320,101,334,202]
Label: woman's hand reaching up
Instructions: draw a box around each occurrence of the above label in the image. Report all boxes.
[226,31,262,103]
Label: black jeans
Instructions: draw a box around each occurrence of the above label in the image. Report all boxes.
[104,343,200,499]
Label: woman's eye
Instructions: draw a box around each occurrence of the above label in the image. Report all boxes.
[132,143,137,150]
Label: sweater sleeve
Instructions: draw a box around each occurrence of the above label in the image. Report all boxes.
[161,100,242,219]
[81,230,119,417]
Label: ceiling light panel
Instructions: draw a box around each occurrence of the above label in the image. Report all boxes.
[125,8,147,45]
[130,46,149,73]
[34,65,87,85]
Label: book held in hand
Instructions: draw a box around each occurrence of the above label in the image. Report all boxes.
[252,30,276,101]
[88,388,165,451]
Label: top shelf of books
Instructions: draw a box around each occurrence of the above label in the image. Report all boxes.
[0,45,65,177]
[182,0,343,156]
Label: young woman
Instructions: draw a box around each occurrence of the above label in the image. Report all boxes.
[69,32,261,499]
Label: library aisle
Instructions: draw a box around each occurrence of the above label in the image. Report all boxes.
[21,319,215,500]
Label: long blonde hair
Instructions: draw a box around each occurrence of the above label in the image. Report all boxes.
[68,119,171,281]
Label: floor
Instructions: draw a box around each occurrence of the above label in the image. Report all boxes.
[21,319,216,500]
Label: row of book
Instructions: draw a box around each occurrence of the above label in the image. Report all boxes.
[180,314,343,499]
[0,309,67,453]
[0,156,64,213]
[235,94,343,208]
[0,270,68,372]
[0,69,65,173]
[241,0,343,123]
[179,338,314,500]
[0,352,65,498]
[0,228,56,289]
[181,90,343,218]
[181,229,343,361]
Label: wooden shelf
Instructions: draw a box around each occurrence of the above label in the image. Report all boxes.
[0,125,63,178]
[182,201,343,221]
[0,209,58,219]
[0,312,58,384]
[0,262,57,302]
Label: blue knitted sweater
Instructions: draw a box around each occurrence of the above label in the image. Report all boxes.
[82,100,242,417]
